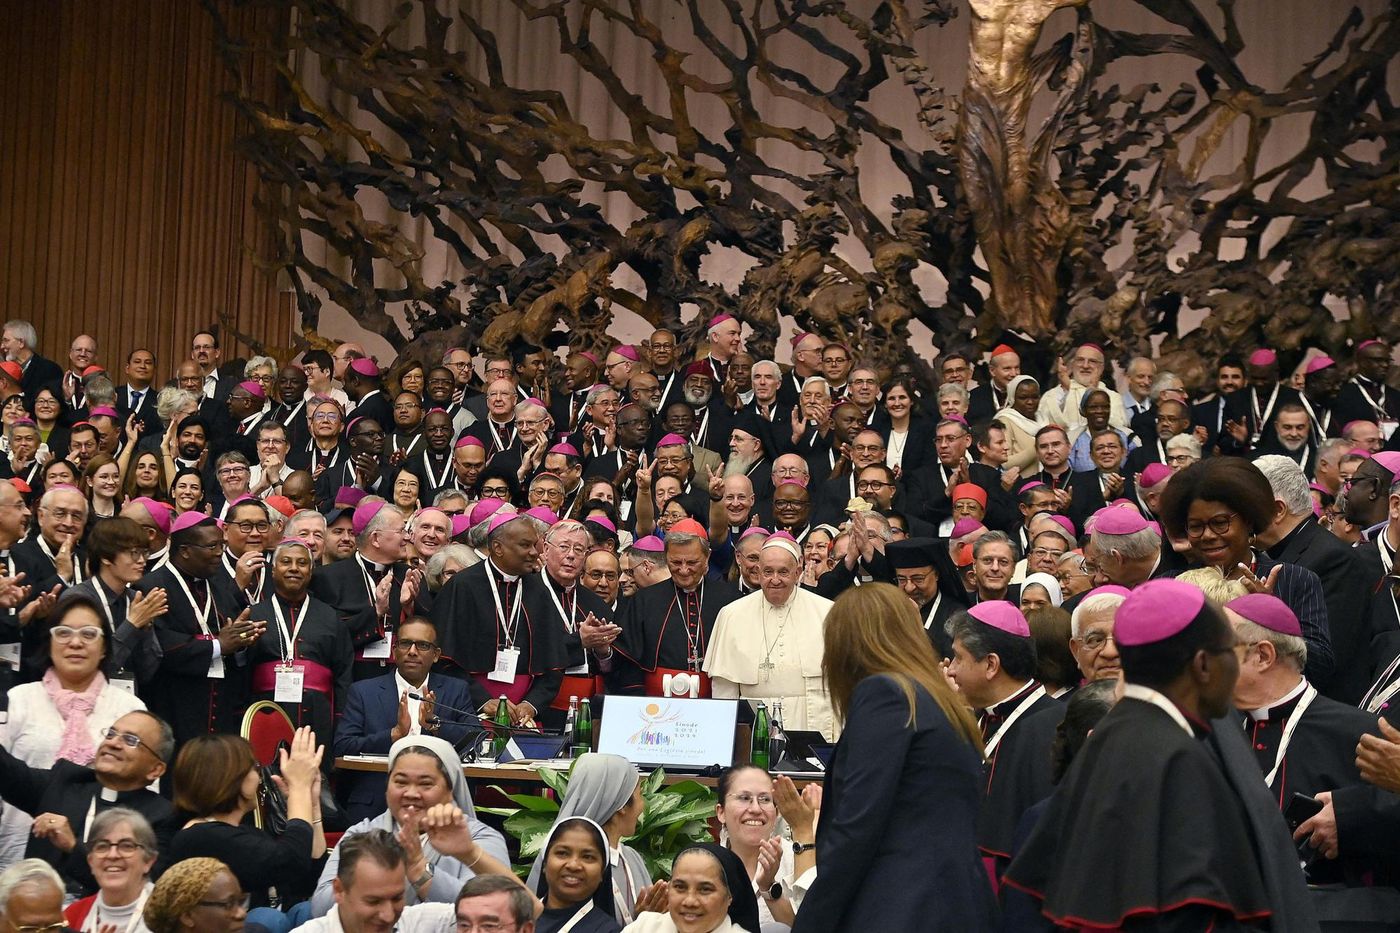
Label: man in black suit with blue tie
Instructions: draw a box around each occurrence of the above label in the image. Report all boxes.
[332,617,478,822]
[118,348,163,439]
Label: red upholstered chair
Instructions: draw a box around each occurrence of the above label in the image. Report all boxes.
[241,701,295,766]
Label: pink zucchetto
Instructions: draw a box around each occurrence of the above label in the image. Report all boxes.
[738,526,770,542]
[469,497,510,527]
[1085,584,1132,600]
[87,405,121,419]
[487,512,524,535]
[1139,463,1173,488]
[655,433,689,450]
[524,506,559,526]
[1372,451,1400,476]
[349,358,380,378]
[1247,349,1277,367]
[968,601,1031,638]
[612,345,640,362]
[950,518,985,540]
[708,313,737,330]
[171,512,219,535]
[351,500,386,536]
[455,435,485,450]
[1115,579,1206,647]
[1226,593,1302,637]
[1091,507,1149,536]
[130,497,172,535]
[632,535,665,553]
[1304,355,1336,375]
[450,515,472,538]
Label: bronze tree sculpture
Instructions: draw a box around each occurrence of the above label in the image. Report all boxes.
[207,0,1400,381]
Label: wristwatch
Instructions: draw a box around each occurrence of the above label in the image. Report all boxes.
[424,715,442,734]
[411,867,433,889]
[760,881,783,902]
[791,840,816,855]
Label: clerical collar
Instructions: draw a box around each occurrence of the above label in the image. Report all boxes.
[488,559,519,583]
[359,555,386,573]
[1247,677,1308,722]
[990,679,1039,717]
[99,786,120,802]
[1265,515,1313,560]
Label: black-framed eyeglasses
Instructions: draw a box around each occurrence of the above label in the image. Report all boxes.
[230,521,272,534]
[395,639,439,654]
[197,894,251,913]
[103,726,159,756]
[90,838,149,856]
[1185,513,1237,538]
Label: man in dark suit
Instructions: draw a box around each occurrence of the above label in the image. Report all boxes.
[333,617,477,822]
[117,348,163,439]
[1254,454,1378,704]
[2,319,63,403]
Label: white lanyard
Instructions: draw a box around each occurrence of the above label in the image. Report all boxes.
[356,555,384,608]
[1354,377,1391,420]
[39,536,81,583]
[612,850,637,924]
[1251,384,1280,432]
[1122,683,1193,736]
[93,583,130,632]
[922,593,943,631]
[554,904,595,933]
[1379,532,1395,575]
[225,551,263,601]
[272,597,310,662]
[1259,683,1318,787]
[1364,644,1400,714]
[309,443,341,470]
[693,407,710,447]
[489,421,517,457]
[421,451,453,489]
[541,571,579,634]
[84,886,150,933]
[983,684,1047,756]
[486,563,523,647]
[169,567,215,636]
[237,413,261,435]
[279,398,305,426]
[1298,394,1330,440]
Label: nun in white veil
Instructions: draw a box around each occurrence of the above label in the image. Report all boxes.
[527,753,652,925]
[309,735,511,916]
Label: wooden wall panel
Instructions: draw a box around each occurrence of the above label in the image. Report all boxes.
[0,1,290,381]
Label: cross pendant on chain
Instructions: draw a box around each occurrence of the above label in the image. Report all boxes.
[758,659,775,682]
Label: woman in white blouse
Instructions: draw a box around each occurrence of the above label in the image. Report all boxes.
[0,591,146,870]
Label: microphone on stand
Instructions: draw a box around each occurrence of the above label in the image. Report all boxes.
[407,694,561,736]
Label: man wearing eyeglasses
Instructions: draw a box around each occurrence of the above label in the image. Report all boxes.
[218,498,273,603]
[0,859,65,933]
[887,537,960,657]
[538,520,618,730]
[0,711,175,895]
[14,484,87,595]
[334,619,478,823]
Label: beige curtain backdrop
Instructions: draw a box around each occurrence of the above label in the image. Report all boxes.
[0,0,291,373]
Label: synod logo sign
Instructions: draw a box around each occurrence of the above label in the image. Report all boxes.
[598,696,739,768]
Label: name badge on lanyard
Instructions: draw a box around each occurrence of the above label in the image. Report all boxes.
[273,599,308,702]
[275,665,305,703]
[171,569,224,678]
[486,568,523,682]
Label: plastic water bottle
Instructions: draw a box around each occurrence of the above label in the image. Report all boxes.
[769,700,788,766]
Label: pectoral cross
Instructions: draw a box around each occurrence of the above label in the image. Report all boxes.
[759,659,775,682]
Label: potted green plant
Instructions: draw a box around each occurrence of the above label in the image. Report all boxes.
[478,764,717,880]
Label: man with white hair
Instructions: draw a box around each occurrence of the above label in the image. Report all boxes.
[466,378,524,460]
[1252,403,1315,474]
[286,509,328,562]
[2,321,62,402]
[1225,593,1387,876]
[539,520,620,726]
[704,313,744,383]
[1121,356,1157,423]
[1253,454,1376,704]
[705,532,835,737]
[14,485,87,592]
[1068,588,1127,682]
[1083,507,1174,589]
[0,860,63,932]
[1037,343,1127,432]
[783,332,826,405]
[969,344,1021,423]
[742,359,788,424]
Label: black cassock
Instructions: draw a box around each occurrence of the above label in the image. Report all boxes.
[247,593,354,756]
[309,555,408,682]
[976,682,1060,873]
[610,577,738,694]
[137,564,251,746]
[429,560,567,713]
[0,746,176,896]
[1005,694,1316,933]
[535,571,614,729]
[1243,685,1400,886]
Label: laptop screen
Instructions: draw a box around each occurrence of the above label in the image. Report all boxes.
[597,696,739,769]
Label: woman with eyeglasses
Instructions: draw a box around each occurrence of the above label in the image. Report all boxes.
[310,736,512,918]
[1158,457,1334,683]
[170,729,325,926]
[85,454,125,521]
[712,766,820,932]
[32,385,68,453]
[64,807,158,933]
[142,857,247,933]
[0,592,146,870]
[423,544,473,595]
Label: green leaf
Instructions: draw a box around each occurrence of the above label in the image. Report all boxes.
[537,766,571,796]
[644,767,666,794]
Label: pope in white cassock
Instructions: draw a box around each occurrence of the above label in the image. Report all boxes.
[704,531,837,739]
